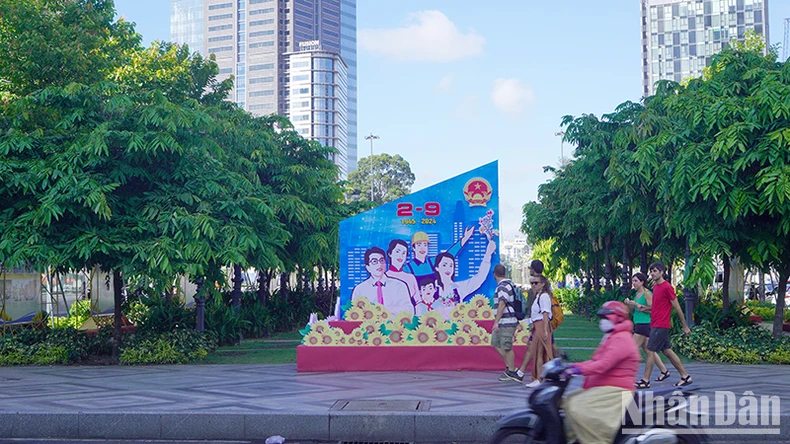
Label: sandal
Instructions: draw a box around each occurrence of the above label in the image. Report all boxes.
[655,371,671,382]
[635,379,650,389]
[674,375,693,387]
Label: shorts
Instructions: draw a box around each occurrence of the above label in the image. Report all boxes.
[647,327,672,352]
[633,323,651,337]
[491,324,517,351]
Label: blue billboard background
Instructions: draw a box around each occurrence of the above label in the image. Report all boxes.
[338,161,500,318]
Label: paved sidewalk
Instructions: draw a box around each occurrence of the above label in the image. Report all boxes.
[0,363,788,442]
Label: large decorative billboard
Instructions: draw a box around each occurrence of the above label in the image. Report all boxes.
[338,161,500,320]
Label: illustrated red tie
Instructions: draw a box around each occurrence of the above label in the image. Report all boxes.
[375,281,384,304]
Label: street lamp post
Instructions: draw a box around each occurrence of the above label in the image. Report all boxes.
[554,131,565,161]
[364,133,379,202]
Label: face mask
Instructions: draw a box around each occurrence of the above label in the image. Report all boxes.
[599,318,615,333]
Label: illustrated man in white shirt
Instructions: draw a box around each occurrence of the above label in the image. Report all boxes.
[351,247,414,315]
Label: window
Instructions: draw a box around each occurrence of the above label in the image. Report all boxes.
[292,61,310,68]
[249,76,274,84]
[249,0,273,3]
[209,24,233,32]
[209,2,232,10]
[249,103,274,111]
[293,114,310,121]
[249,41,275,48]
[249,19,274,26]
[292,87,310,95]
[208,46,233,53]
[292,74,309,81]
[219,67,233,74]
[249,90,274,97]
[249,8,274,15]
[249,63,274,71]
[208,35,234,43]
[249,30,275,37]
[208,13,233,21]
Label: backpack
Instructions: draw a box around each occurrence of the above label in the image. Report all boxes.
[537,293,564,330]
[504,281,527,321]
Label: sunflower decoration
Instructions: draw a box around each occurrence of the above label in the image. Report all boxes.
[478,330,491,345]
[349,327,367,345]
[468,295,491,310]
[450,303,468,321]
[392,311,416,329]
[450,331,472,346]
[359,320,380,336]
[351,296,371,310]
[376,305,392,321]
[387,329,407,345]
[467,330,487,346]
[367,331,387,346]
[419,310,444,329]
[458,321,480,335]
[478,306,494,320]
[319,330,338,345]
[410,325,436,345]
[302,331,323,346]
[344,306,364,321]
[433,328,451,344]
[430,318,452,332]
[515,330,532,345]
[311,320,332,335]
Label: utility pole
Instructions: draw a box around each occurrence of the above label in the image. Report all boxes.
[784,18,789,63]
[364,133,379,202]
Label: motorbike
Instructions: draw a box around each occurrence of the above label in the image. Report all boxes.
[490,358,708,444]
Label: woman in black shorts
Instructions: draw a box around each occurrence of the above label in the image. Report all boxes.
[625,272,668,388]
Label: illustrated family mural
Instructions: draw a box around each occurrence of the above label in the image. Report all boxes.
[336,161,500,320]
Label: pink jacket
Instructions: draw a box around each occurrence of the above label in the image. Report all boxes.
[575,320,640,391]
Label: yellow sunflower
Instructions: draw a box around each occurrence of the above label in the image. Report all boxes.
[419,311,444,329]
[387,329,407,345]
[430,319,452,331]
[466,307,480,319]
[344,307,364,321]
[311,320,332,334]
[468,331,486,346]
[378,306,392,321]
[479,307,494,320]
[360,320,379,336]
[367,331,387,346]
[410,325,436,345]
[450,303,468,321]
[393,311,415,328]
[350,327,366,343]
[450,331,472,346]
[302,331,322,346]
[351,296,371,310]
[433,329,451,344]
[478,331,491,345]
[468,294,491,309]
[516,331,532,345]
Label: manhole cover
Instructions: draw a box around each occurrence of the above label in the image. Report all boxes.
[330,399,431,412]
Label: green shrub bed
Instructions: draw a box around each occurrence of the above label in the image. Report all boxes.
[674,321,790,365]
[120,329,218,365]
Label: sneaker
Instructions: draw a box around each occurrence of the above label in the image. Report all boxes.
[505,370,523,382]
[498,372,512,382]
[525,379,541,388]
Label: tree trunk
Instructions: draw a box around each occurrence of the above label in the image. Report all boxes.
[722,254,731,312]
[280,272,290,299]
[640,245,648,274]
[758,272,765,302]
[604,238,613,291]
[232,264,242,311]
[593,256,601,293]
[112,269,123,364]
[728,256,745,304]
[621,241,630,297]
[773,265,789,340]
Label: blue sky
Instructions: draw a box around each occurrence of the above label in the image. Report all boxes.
[114,0,790,239]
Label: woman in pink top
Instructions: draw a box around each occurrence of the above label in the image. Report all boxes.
[561,301,640,444]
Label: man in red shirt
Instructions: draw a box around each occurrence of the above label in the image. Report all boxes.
[636,262,692,388]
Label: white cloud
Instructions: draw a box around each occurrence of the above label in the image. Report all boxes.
[491,78,535,116]
[436,73,455,91]
[359,11,485,62]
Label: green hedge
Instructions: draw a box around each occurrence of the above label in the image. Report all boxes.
[674,321,790,364]
[120,329,218,365]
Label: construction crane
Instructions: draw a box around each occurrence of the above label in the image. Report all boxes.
[784,18,790,62]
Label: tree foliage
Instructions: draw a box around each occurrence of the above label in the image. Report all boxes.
[346,153,415,206]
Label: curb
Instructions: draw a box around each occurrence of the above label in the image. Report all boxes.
[0,411,787,442]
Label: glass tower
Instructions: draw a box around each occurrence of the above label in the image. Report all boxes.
[170,0,357,177]
[640,0,770,97]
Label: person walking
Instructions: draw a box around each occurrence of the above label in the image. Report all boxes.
[640,263,693,387]
[625,272,669,388]
[525,274,554,387]
[491,264,522,382]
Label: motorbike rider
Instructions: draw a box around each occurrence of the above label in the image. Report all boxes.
[560,301,640,444]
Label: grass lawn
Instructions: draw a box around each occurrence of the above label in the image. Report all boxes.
[197,314,690,365]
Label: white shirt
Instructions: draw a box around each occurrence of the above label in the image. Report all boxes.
[351,275,414,315]
[530,292,552,323]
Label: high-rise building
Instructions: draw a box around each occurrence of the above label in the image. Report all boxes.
[640,0,769,97]
[170,0,357,177]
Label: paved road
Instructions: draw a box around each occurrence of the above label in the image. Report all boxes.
[0,362,787,442]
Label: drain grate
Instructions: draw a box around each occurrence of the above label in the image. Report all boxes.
[330,399,431,412]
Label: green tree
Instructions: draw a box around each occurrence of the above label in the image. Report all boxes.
[346,153,415,206]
